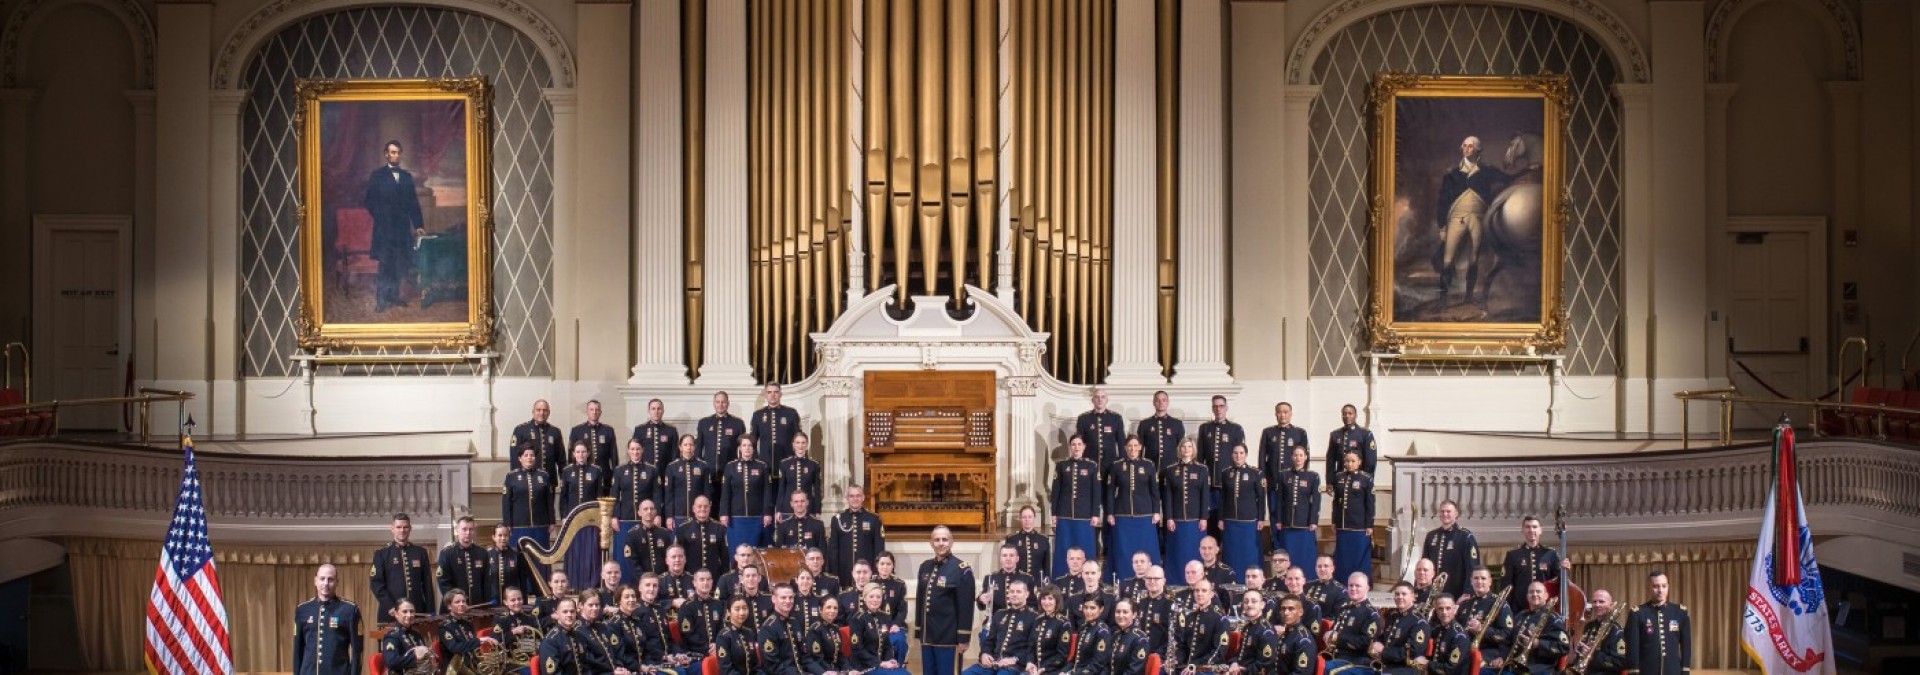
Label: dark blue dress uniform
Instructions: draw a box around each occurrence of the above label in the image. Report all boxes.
[293,596,361,675]
[436,541,491,603]
[1049,456,1102,575]
[1067,621,1113,675]
[1107,626,1151,675]
[1501,544,1561,612]
[826,507,885,583]
[539,624,613,675]
[631,420,680,471]
[713,623,758,675]
[803,619,849,674]
[370,542,433,624]
[1625,600,1690,675]
[1328,469,1374,583]
[1421,524,1480,599]
[675,516,729,575]
[975,571,1036,616]
[623,522,674,575]
[1196,419,1246,477]
[1217,463,1269,582]
[1378,609,1431,675]
[485,545,534,603]
[1323,599,1381,668]
[1135,413,1185,469]
[1305,578,1343,614]
[1166,604,1224,670]
[1075,409,1126,474]
[503,468,555,527]
[378,625,430,674]
[1159,458,1212,579]
[664,457,715,524]
[510,418,565,479]
[758,612,805,675]
[1027,613,1073,675]
[1274,467,1321,573]
[661,571,695,604]
[773,454,822,518]
[437,617,486,663]
[1325,423,1377,479]
[1428,621,1473,675]
[967,606,1037,673]
[1257,423,1310,486]
[588,619,639,672]
[1006,528,1050,579]
[613,461,662,521]
[771,514,827,549]
[1105,456,1161,580]
[620,605,670,666]
[1235,619,1282,675]
[720,458,774,550]
[1507,607,1569,674]
[697,413,747,474]
[914,553,976,675]
[1279,623,1318,675]
[752,404,803,462]
[570,420,620,473]
[558,463,610,516]
[678,594,726,657]
[1457,591,1515,663]
[1573,613,1630,675]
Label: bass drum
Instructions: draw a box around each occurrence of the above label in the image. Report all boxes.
[758,547,807,585]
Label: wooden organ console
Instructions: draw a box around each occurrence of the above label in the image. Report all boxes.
[862,371,996,530]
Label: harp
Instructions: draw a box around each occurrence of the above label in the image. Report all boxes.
[520,497,617,595]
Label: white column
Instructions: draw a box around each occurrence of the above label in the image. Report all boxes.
[1280,84,1319,382]
[152,0,212,426]
[819,375,854,511]
[697,0,757,386]
[1002,376,1041,520]
[1647,0,1711,432]
[1703,83,1737,385]
[574,0,634,383]
[1173,0,1231,385]
[1614,83,1654,433]
[847,0,869,305]
[0,89,34,352]
[1104,0,1163,385]
[632,0,688,385]
[208,89,248,434]
[1229,0,1291,382]
[125,90,156,385]
[544,87,578,380]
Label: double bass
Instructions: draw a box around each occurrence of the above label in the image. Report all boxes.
[1544,504,1588,639]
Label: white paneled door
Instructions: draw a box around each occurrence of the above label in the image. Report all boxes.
[1724,217,1828,431]
[33,216,131,431]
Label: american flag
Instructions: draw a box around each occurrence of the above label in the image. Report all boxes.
[143,437,232,675]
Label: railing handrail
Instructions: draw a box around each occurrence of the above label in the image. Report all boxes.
[1673,386,1917,447]
[0,389,196,443]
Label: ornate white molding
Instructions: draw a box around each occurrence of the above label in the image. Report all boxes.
[1284,0,1650,85]
[210,0,578,88]
[1705,0,1860,82]
[0,0,155,88]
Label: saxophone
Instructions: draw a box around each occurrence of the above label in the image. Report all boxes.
[1503,610,1552,674]
[1563,605,1624,675]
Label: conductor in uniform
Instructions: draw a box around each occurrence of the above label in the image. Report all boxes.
[1136,390,1184,468]
[570,399,619,472]
[916,526,976,675]
[1325,404,1377,479]
[753,383,803,466]
[827,484,886,583]
[1625,571,1690,675]
[294,563,362,675]
[510,399,564,484]
[370,513,433,623]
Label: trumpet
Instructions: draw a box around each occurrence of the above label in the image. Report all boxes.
[1563,604,1623,675]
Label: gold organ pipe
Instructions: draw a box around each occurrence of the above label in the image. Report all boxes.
[1045,0,1064,375]
[1064,0,1083,381]
[946,0,972,308]
[748,0,766,378]
[779,0,798,381]
[683,0,707,380]
[1013,0,1035,321]
[808,1,826,339]
[972,0,997,295]
[917,0,944,300]
[889,0,914,307]
[793,0,814,380]
[826,0,846,321]
[1094,0,1111,378]
[864,0,888,295]
[1154,0,1178,378]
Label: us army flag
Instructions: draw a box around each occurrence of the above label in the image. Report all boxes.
[1740,422,1833,675]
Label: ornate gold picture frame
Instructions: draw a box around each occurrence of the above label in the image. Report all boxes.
[295,77,493,349]
[1366,73,1571,355]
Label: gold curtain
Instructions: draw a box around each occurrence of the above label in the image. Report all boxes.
[65,537,377,673]
[1563,541,1752,670]
[1009,0,1113,384]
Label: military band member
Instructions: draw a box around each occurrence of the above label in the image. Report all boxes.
[1218,443,1270,584]
[828,485,887,583]
[698,391,748,477]
[379,599,433,674]
[735,566,777,632]
[486,524,535,602]
[533,570,572,627]
[1329,452,1374,584]
[1076,388,1126,474]
[1266,551,1295,595]
[1322,573,1381,675]
[1052,547,1090,596]
[502,444,556,548]
[1276,594,1320,675]
[1197,396,1247,480]
[1259,402,1312,490]
[1232,589,1283,675]
[558,441,611,516]
[591,560,627,609]
[1240,568,1279,620]
[1068,595,1114,675]
[1325,405,1377,479]
[1410,559,1439,606]
[773,491,829,549]
[664,434,715,529]
[1306,556,1344,614]
[792,570,828,630]
[1106,435,1162,580]
[1505,582,1569,675]
[437,589,500,666]
[1427,595,1473,675]
[720,437,774,551]
[1050,435,1103,575]
[836,562,875,622]
[436,516,491,604]
[774,432,822,521]
[1280,568,1322,632]
[713,597,758,675]
[510,399,565,480]
[1117,552,1153,601]
[1274,445,1321,573]
[1134,566,1175,654]
[1571,588,1630,675]
[1458,567,1515,669]
[763,587,806,675]
[875,553,910,625]
[1007,505,1051,580]
[624,500,675,577]
[1161,437,1212,578]
[678,569,727,658]
[1136,390,1185,469]
[631,398,679,472]
[570,399,620,473]
[371,513,433,624]
[615,439,664,530]
[538,596,611,675]
[580,591,634,671]
[1199,537,1236,588]
[677,496,730,575]
[1624,571,1690,675]
[854,583,912,675]
[624,580,675,669]
[1026,588,1074,675]
[963,578,1036,675]
[978,544,1037,616]
[1166,579,1225,671]
[294,564,362,675]
[752,381,802,463]
[802,549,842,597]
[662,546,697,606]
[1106,598,1153,675]
[493,587,540,651]
[1067,562,1117,630]
[1415,502,1472,601]
[916,526,977,675]
[1501,515,1570,613]
[1372,582,1432,675]
[720,544,775,599]
[804,596,852,675]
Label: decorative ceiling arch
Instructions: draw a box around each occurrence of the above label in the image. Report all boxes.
[0,0,155,88]
[1706,0,1859,82]
[211,0,577,89]
[1285,0,1649,85]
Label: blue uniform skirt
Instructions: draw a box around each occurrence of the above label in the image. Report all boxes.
[1108,516,1161,580]
[1164,520,1204,580]
[1221,520,1261,584]
[1334,529,1371,583]
[726,517,766,553]
[1279,528,1318,574]
[1053,518,1097,574]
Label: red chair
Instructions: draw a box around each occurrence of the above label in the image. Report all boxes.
[1891,391,1920,440]
[1313,653,1327,675]
[369,652,387,675]
[840,625,854,659]
[527,654,541,675]
[1846,387,1890,436]
[333,208,381,290]
[1145,653,1162,675]
[1224,631,1243,661]
[702,654,720,675]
